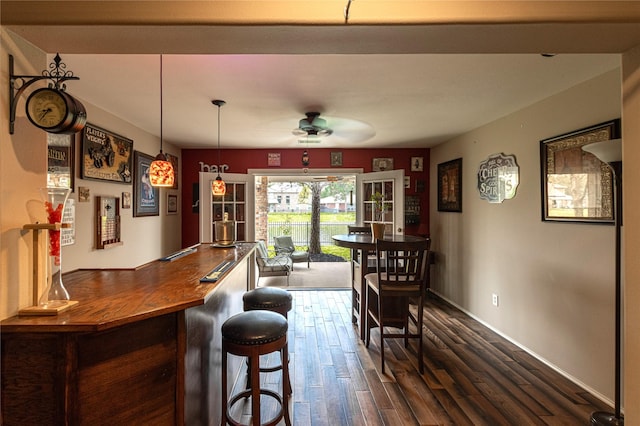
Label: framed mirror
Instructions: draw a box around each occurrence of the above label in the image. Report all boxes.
[47,133,75,191]
[540,119,620,223]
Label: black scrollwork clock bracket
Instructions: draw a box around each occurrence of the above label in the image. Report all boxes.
[8,53,80,134]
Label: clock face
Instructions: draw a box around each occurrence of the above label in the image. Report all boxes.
[26,88,69,130]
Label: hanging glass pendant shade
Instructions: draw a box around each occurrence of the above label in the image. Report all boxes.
[211,99,226,196]
[149,152,174,187]
[149,54,175,187]
[212,176,226,196]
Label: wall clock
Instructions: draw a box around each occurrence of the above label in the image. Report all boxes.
[25,87,87,134]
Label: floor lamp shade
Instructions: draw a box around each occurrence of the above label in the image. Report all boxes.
[582,139,622,163]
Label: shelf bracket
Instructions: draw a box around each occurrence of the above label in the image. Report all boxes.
[8,53,80,134]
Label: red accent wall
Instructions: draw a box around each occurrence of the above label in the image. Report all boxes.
[181,148,430,247]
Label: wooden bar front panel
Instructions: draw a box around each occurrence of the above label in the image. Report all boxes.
[1,243,256,425]
[77,314,178,424]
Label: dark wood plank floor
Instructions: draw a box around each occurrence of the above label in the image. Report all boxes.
[228,290,610,425]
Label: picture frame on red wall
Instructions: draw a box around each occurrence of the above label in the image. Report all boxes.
[268,152,281,166]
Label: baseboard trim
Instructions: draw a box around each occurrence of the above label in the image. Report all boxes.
[428,290,613,408]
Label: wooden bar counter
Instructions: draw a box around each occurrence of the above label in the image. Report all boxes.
[1,242,257,426]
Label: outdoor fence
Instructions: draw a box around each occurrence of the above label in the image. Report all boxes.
[267,222,352,246]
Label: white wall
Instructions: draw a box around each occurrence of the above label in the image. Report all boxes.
[62,103,182,272]
[430,69,621,402]
[1,30,182,319]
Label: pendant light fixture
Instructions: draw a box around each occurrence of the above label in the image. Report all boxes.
[149,55,175,187]
[211,99,226,196]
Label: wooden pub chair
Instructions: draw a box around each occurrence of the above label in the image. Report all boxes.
[364,238,431,374]
[347,226,374,337]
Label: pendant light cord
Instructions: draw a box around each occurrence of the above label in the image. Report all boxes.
[212,100,226,175]
[217,102,221,171]
[160,55,163,153]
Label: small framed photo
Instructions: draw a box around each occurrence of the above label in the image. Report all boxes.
[268,152,281,167]
[437,158,462,212]
[372,157,393,172]
[133,150,159,217]
[78,186,90,202]
[121,192,131,209]
[411,156,424,172]
[330,151,343,167]
[167,194,178,215]
[404,176,410,188]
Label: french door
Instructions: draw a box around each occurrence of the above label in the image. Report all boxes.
[199,172,254,243]
[199,169,405,242]
[356,169,405,235]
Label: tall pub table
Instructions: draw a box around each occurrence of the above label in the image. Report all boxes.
[332,233,428,340]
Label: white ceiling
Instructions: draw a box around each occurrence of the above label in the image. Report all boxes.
[50,53,620,150]
[5,2,640,151]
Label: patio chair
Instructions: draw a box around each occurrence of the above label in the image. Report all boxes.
[274,236,310,270]
[256,240,293,285]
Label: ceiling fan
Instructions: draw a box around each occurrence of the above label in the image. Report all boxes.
[292,112,333,140]
[264,110,375,147]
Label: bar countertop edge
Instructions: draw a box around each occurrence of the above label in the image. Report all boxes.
[0,242,256,333]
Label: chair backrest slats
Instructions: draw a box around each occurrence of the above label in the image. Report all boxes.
[375,239,430,293]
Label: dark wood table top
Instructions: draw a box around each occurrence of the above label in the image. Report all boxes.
[332,233,427,250]
[1,242,255,333]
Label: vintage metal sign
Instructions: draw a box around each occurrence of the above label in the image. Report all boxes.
[477,153,519,203]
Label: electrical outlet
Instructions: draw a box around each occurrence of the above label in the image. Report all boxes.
[492,293,499,307]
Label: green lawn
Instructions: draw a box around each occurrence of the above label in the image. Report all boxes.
[267,212,355,260]
[268,212,356,223]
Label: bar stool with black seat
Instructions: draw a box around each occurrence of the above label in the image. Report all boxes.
[221,310,292,426]
[243,287,292,318]
[243,287,293,395]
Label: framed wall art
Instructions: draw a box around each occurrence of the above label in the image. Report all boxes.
[330,151,343,167]
[411,156,424,172]
[268,152,281,167]
[81,123,133,184]
[78,186,90,202]
[167,194,178,215]
[437,158,462,212]
[372,157,393,172]
[133,151,159,217]
[121,192,131,209]
[47,133,75,191]
[540,119,620,223]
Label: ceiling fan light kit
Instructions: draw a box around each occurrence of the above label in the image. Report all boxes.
[292,112,333,138]
[149,55,175,188]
